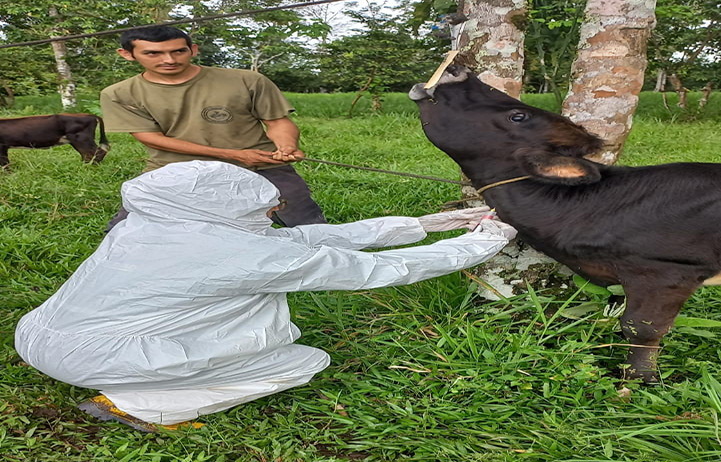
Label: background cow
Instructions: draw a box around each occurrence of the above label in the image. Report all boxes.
[409,64,721,383]
[0,113,110,169]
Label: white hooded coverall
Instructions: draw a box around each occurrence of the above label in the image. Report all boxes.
[15,161,509,425]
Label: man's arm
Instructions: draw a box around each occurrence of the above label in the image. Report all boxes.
[130,132,288,167]
[263,117,304,160]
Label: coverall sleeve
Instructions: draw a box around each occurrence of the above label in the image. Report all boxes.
[266,217,428,250]
[234,230,509,294]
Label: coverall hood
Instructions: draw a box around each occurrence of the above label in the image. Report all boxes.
[121,161,281,233]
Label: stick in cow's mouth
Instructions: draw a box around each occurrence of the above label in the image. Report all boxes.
[424,50,459,89]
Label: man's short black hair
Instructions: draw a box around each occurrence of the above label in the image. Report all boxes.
[120,26,193,52]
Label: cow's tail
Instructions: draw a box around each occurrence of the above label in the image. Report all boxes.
[96,116,110,152]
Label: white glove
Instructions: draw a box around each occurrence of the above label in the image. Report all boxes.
[417,206,493,232]
[472,218,518,240]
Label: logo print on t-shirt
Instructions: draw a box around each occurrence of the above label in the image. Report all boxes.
[201,106,233,124]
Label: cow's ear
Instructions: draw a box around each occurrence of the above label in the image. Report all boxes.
[518,149,601,185]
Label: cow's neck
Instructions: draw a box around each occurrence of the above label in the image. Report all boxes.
[462,161,583,263]
[459,160,554,219]
[456,158,524,192]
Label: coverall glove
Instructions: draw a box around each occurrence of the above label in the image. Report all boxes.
[472,218,518,241]
[417,206,493,232]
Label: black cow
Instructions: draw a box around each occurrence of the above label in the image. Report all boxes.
[409,64,721,383]
[0,114,109,169]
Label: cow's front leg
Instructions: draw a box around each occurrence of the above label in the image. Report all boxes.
[619,283,696,383]
[0,145,9,170]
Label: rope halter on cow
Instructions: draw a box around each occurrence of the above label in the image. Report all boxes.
[440,176,532,209]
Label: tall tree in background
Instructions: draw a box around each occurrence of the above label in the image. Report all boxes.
[561,0,657,165]
[647,0,720,107]
[49,6,77,108]
[2,0,714,100]
[0,0,331,103]
[186,0,330,73]
[0,0,175,105]
[0,42,55,100]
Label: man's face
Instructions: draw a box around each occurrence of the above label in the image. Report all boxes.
[117,38,198,76]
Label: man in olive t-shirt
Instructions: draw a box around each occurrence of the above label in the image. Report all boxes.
[100,25,326,229]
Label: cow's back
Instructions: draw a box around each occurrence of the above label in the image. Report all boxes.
[488,162,721,279]
[0,115,67,147]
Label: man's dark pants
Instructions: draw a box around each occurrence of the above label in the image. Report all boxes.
[105,164,326,232]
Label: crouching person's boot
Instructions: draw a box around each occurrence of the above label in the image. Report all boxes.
[78,395,205,433]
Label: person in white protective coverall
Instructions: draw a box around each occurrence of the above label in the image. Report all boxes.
[14,160,516,432]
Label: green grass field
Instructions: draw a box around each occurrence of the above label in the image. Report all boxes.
[1,91,721,461]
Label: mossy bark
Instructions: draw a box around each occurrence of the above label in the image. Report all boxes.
[562,0,657,165]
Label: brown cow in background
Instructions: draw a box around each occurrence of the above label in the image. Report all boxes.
[0,113,110,169]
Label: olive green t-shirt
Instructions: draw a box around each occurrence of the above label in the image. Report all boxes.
[99,66,295,172]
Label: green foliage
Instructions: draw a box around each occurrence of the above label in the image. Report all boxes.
[315,3,442,113]
[317,30,440,94]
[0,46,57,96]
[0,0,180,93]
[189,0,330,72]
[410,0,719,96]
[0,0,338,97]
[572,274,616,297]
[524,0,585,101]
[2,0,718,102]
[647,0,721,90]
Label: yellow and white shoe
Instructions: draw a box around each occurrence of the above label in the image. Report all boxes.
[78,395,205,433]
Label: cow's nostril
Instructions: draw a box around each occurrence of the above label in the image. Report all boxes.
[447,64,464,76]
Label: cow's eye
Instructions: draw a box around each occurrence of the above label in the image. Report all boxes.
[509,112,528,123]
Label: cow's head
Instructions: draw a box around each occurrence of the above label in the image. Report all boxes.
[84,146,109,164]
[409,65,604,186]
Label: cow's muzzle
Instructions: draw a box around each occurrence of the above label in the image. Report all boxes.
[409,64,474,102]
[408,83,432,101]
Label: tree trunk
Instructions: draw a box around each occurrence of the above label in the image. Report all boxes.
[456,0,526,197]
[453,0,568,300]
[49,6,76,109]
[561,0,657,165]
[654,69,666,92]
[249,52,261,73]
[699,82,713,109]
[456,0,526,99]
[668,73,688,108]
[0,82,14,108]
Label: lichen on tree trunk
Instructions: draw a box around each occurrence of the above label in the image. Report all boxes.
[456,0,527,99]
[561,0,657,165]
